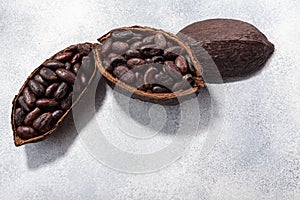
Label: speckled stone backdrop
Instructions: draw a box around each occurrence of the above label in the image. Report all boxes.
[1,0,300,199]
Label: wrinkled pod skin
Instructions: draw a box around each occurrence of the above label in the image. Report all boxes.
[177,18,274,83]
[11,43,98,146]
[95,26,204,105]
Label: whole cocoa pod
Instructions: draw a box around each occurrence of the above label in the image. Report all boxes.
[177,19,274,82]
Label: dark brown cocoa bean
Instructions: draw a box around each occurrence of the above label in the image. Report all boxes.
[17,126,38,140]
[137,85,147,91]
[125,50,142,59]
[24,107,41,125]
[121,71,135,84]
[175,55,188,73]
[43,60,64,69]
[34,74,49,87]
[135,72,144,87]
[140,44,156,49]
[133,33,143,37]
[154,74,160,80]
[145,58,153,63]
[111,41,129,54]
[65,45,77,52]
[74,54,94,87]
[101,39,112,55]
[111,30,133,40]
[154,33,167,49]
[143,35,154,44]
[113,65,135,84]
[140,46,164,57]
[183,74,194,85]
[131,63,149,71]
[23,87,36,108]
[45,82,59,97]
[18,96,30,112]
[152,86,170,93]
[127,36,142,44]
[73,63,80,74]
[14,108,25,126]
[130,41,143,50]
[163,61,182,80]
[55,68,76,83]
[110,55,127,67]
[144,67,158,84]
[107,52,119,60]
[54,82,69,100]
[32,112,53,133]
[60,92,72,110]
[53,51,73,62]
[127,58,146,69]
[185,56,196,75]
[36,98,59,109]
[65,62,72,70]
[167,41,174,48]
[52,110,64,120]
[152,56,165,63]
[102,59,113,72]
[71,53,81,64]
[77,44,91,56]
[40,67,58,82]
[28,80,45,97]
[163,46,184,60]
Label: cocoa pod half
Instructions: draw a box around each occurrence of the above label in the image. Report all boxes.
[95,26,204,105]
[11,43,98,146]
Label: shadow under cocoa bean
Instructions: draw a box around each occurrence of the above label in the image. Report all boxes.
[25,71,107,169]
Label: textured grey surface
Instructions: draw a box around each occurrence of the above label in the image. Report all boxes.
[1,0,300,199]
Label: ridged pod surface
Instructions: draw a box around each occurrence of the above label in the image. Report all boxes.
[177,19,274,82]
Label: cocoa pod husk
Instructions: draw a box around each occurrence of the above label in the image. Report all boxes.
[11,43,98,146]
[177,19,274,83]
[95,26,204,105]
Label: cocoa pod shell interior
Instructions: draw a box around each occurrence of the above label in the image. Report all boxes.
[95,26,205,105]
[11,43,98,146]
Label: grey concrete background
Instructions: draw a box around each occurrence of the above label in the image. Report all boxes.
[1,0,300,199]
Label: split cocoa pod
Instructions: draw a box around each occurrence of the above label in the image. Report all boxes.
[94,26,205,105]
[177,19,275,82]
[11,43,97,146]
[11,20,275,146]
